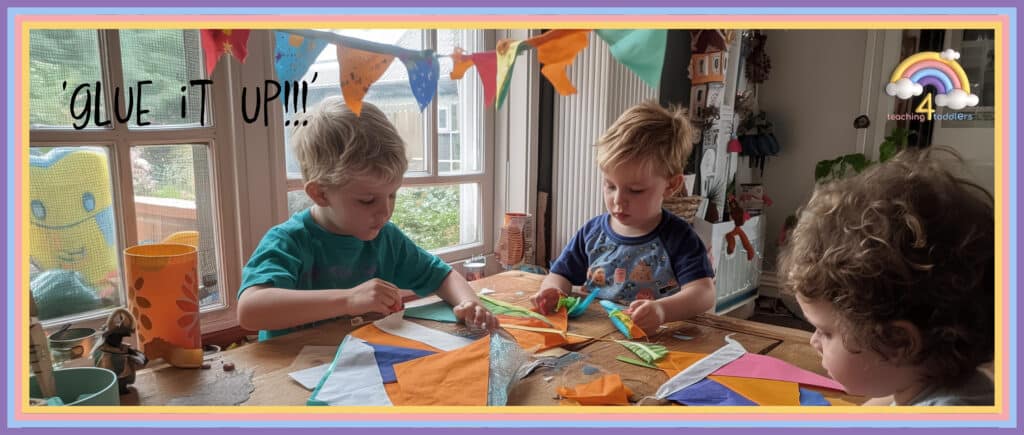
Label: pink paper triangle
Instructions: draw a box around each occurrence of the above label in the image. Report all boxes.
[712,353,846,392]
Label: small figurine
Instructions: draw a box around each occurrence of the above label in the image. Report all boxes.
[725,194,756,261]
[92,308,148,394]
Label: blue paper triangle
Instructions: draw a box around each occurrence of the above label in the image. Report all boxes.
[799,387,831,406]
[666,378,758,406]
[366,343,435,384]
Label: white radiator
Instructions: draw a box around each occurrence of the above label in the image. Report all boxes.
[550,33,659,262]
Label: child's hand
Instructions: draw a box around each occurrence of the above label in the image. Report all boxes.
[530,287,562,315]
[628,299,667,334]
[346,278,403,314]
[453,300,499,332]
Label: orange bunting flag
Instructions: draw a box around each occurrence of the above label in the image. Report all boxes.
[501,307,570,352]
[557,373,634,406]
[337,44,395,116]
[450,47,476,80]
[200,30,251,76]
[528,29,590,96]
[707,375,801,406]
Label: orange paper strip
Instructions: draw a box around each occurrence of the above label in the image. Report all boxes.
[350,324,441,353]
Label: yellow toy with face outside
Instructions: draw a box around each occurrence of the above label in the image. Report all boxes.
[30,148,118,293]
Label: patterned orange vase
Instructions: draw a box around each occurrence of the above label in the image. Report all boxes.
[123,243,202,368]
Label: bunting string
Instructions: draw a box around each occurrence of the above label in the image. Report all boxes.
[201,28,668,115]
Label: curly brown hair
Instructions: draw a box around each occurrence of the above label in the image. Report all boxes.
[777,147,993,388]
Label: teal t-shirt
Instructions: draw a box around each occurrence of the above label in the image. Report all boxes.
[238,209,452,340]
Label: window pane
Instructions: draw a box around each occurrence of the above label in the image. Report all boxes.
[437,30,483,175]
[29,146,121,321]
[285,29,427,177]
[131,144,223,308]
[120,30,207,128]
[391,183,480,251]
[29,30,105,129]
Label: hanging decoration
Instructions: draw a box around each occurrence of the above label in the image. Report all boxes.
[494,39,527,110]
[531,29,591,96]
[217,28,670,115]
[595,29,668,89]
[200,30,251,76]
[400,50,440,111]
[337,44,394,116]
[273,31,328,84]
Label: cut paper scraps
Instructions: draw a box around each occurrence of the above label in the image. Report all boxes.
[200,29,251,76]
[337,44,395,116]
[304,314,535,406]
[600,300,646,339]
[652,336,847,406]
[885,49,979,109]
[558,373,633,406]
[480,295,554,327]
[615,340,668,364]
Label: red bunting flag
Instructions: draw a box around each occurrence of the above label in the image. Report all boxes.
[200,29,251,76]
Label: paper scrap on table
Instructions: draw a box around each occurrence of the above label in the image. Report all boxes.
[655,335,747,399]
[306,336,392,406]
[374,311,474,351]
[479,288,496,295]
[403,298,457,323]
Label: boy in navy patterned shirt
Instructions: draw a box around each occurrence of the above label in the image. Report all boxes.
[531,101,715,334]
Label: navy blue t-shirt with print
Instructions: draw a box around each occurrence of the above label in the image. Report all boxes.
[550,209,714,304]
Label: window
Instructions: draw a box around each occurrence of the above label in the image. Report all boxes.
[940,29,995,126]
[283,29,492,258]
[28,30,238,331]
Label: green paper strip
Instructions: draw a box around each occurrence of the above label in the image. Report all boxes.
[616,355,659,369]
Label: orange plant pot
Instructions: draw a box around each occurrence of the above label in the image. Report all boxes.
[123,243,203,368]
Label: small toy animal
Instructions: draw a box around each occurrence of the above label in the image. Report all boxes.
[92,308,148,394]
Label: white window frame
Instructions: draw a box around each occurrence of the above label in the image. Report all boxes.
[29,29,253,333]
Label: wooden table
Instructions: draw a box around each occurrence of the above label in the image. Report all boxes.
[122,271,864,406]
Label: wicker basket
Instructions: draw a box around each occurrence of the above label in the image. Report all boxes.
[664,194,702,223]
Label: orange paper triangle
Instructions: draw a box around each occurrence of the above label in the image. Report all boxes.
[337,44,394,116]
[557,373,633,405]
[708,375,801,406]
[390,336,491,405]
[530,29,589,95]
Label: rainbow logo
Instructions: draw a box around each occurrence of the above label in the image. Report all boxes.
[885,49,979,110]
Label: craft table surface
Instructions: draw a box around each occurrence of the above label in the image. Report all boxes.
[121,271,865,406]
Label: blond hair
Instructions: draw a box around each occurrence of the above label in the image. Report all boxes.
[290,97,408,187]
[777,147,993,388]
[595,101,694,177]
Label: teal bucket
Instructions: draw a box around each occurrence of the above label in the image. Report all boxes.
[29,367,120,406]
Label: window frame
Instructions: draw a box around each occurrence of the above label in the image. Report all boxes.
[28,29,246,333]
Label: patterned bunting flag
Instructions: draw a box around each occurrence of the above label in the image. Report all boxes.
[273,31,327,84]
[401,50,440,112]
[528,29,590,96]
[595,29,667,89]
[337,44,395,116]
[495,39,527,109]
[200,29,251,76]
